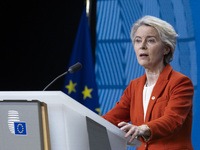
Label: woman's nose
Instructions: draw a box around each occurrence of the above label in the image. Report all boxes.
[140,41,147,50]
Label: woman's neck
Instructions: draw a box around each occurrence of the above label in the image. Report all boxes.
[145,73,159,87]
[145,65,165,87]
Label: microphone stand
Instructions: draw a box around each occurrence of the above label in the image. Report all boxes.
[42,62,82,91]
[42,71,69,91]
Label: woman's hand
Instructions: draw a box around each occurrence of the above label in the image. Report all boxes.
[118,122,151,143]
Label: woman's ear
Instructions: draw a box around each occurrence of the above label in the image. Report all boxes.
[164,46,170,55]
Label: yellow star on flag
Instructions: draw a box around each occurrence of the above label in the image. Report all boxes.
[95,108,102,116]
[82,86,93,100]
[65,80,77,94]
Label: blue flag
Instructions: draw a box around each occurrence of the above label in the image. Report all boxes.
[62,8,101,115]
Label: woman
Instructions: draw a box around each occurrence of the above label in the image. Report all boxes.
[102,16,194,150]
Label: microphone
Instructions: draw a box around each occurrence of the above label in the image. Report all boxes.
[68,62,82,73]
[43,62,82,91]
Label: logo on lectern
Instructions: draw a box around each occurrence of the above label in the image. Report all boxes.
[14,122,27,135]
[8,110,27,135]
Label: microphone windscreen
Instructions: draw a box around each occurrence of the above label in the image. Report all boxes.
[68,62,82,73]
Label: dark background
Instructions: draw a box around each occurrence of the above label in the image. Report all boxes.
[1,0,96,91]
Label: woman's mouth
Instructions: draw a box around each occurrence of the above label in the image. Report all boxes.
[139,53,148,58]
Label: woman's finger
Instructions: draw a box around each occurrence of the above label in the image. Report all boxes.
[117,121,127,127]
[128,129,139,143]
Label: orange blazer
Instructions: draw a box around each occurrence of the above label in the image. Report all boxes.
[102,64,194,150]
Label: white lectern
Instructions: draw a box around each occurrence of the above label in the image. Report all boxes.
[0,91,141,150]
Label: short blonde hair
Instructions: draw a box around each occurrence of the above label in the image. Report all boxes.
[131,15,178,65]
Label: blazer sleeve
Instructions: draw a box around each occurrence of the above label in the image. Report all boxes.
[146,75,194,141]
[102,80,135,126]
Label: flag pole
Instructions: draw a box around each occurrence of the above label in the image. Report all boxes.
[85,0,91,27]
[86,0,90,18]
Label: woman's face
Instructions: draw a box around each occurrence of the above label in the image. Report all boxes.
[133,25,168,70]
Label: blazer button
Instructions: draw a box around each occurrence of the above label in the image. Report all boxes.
[151,96,155,100]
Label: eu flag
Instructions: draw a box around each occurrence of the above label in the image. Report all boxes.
[62,8,100,115]
[14,122,27,135]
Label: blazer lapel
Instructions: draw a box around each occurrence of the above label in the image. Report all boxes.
[144,64,172,122]
[135,74,146,124]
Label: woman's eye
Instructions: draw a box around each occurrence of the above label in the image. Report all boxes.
[148,39,155,43]
[135,39,141,43]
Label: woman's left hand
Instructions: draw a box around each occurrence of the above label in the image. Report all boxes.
[118,122,150,143]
